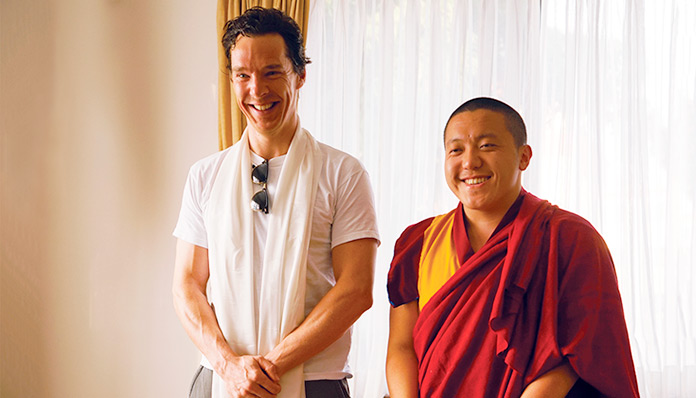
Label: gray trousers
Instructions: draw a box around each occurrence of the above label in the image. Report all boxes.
[189,366,350,398]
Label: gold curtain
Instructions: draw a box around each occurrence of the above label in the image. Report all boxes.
[216,0,310,150]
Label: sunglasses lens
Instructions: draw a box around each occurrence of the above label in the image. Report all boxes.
[251,189,268,213]
[251,160,269,213]
[251,162,268,185]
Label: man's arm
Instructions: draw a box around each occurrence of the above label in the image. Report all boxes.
[264,238,378,376]
[172,239,281,398]
[520,361,579,398]
[386,301,419,398]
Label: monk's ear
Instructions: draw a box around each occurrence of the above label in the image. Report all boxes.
[518,144,532,171]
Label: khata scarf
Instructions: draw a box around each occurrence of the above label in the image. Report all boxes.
[205,126,323,398]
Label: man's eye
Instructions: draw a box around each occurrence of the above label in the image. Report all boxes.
[481,143,495,149]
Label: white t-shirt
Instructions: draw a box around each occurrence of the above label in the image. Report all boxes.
[173,140,380,380]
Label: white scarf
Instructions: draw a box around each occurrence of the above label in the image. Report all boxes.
[205,126,323,398]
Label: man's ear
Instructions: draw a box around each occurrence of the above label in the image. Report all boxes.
[519,144,532,171]
[296,69,306,89]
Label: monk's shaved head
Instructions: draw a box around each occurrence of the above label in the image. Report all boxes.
[444,97,527,147]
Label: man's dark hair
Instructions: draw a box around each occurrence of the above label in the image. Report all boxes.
[444,97,527,147]
[222,7,311,75]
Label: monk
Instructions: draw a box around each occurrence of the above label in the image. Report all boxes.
[385,97,640,397]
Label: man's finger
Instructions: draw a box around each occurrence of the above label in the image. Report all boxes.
[257,356,281,382]
[248,358,281,395]
[238,379,279,398]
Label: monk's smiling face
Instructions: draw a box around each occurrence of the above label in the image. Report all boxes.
[444,109,532,219]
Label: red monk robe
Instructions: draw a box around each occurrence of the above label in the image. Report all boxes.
[387,190,639,398]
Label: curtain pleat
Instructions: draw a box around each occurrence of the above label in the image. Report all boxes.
[216,0,310,149]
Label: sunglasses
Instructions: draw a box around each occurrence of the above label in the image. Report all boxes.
[251,160,269,214]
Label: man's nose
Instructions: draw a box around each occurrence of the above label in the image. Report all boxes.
[249,75,269,97]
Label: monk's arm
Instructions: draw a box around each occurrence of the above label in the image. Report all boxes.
[172,239,280,398]
[386,301,419,398]
[265,238,378,375]
[520,361,579,398]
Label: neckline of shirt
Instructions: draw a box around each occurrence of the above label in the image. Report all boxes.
[250,151,286,168]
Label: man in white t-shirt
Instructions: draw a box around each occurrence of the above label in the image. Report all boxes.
[172,7,379,398]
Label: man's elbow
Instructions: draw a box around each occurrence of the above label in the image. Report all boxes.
[171,278,200,317]
[172,275,188,304]
[361,292,374,313]
[172,282,187,317]
[353,286,373,314]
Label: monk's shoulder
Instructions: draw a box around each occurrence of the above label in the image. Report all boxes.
[547,207,603,242]
[394,217,436,251]
[546,208,614,274]
[388,217,437,307]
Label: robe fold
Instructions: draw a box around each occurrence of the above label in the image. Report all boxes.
[388,190,639,398]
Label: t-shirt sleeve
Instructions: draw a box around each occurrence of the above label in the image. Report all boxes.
[387,218,434,307]
[330,167,380,248]
[173,164,209,248]
[554,217,640,397]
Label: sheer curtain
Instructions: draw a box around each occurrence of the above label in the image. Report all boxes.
[299,1,695,397]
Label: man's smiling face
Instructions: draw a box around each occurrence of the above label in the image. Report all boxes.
[229,33,305,139]
[444,109,531,218]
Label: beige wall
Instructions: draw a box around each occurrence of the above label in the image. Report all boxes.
[1,1,218,396]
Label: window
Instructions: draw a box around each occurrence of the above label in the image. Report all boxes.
[301,1,696,396]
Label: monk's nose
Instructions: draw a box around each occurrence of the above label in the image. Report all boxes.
[462,149,482,169]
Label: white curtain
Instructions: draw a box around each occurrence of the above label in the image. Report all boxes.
[299,1,696,397]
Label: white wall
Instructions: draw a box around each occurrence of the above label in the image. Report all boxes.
[1,1,219,396]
